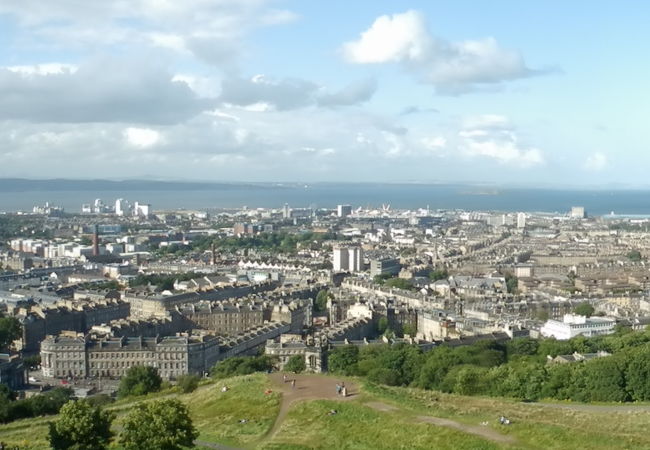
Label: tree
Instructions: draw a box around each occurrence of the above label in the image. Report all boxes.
[211,355,274,379]
[402,323,417,337]
[284,355,306,374]
[315,289,329,313]
[628,250,643,262]
[0,315,21,350]
[176,374,200,394]
[377,316,389,335]
[119,399,198,450]
[48,400,114,450]
[384,277,413,290]
[625,349,650,401]
[429,268,449,281]
[328,346,359,375]
[23,354,41,370]
[118,366,162,398]
[504,273,518,294]
[573,302,595,317]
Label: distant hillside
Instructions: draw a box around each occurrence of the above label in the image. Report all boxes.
[0,178,279,192]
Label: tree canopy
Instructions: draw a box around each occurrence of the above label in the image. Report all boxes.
[573,302,595,317]
[327,328,650,403]
[48,400,114,450]
[211,355,274,379]
[0,315,21,350]
[118,366,162,398]
[119,399,198,450]
[285,355,306,374]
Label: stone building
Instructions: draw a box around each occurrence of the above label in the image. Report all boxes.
[40,333,220,380]
[265,338,325,373]
[13,299,130,352]
[180,302,265,336]
[0,354,26,390]
[124,282,280,319]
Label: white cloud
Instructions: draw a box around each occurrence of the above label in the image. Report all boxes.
[124,127,161,148]
[583,152,608,171]
[0,58,210,124]
[6,63,78,75]
[459,116,544,167]
[421,136,447,154]
[218,75,377,110]
[342,10,430,64]
[317,78,377,107]
[342,10,536,94]
[0,0,297,66]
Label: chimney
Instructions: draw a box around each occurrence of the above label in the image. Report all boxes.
[92,225,99,257]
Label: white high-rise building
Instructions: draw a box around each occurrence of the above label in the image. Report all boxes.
[115,198,131,217]
[282,203,291,219]
[337,204,352,218]
[133,202,151,219]
[570,206,586,219]
[93,198,105,214]
[517,212,526,229]
[333,244,363,272]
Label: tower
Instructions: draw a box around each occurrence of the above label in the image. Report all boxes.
[92,225,99,256]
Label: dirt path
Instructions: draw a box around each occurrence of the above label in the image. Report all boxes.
[264,373,357,439]
[365,401,517,445]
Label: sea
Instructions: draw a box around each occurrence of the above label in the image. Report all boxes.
[2,181,650,216]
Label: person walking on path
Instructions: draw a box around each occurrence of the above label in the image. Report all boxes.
[291,379,296,389]
[283,374,287,383]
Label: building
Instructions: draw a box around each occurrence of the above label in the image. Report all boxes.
[41,333,220,380]
[180,302,265,336]
[337,204,352,218]
[369,258,401,277]
[517,212,526,229]
[0,354,26,390]
[282,203,291,219]
[115,199,131,216]
[540,314,615,340]
[13,299,130,352]
[514,264,534,278]
[333,244,363,272]
[233,223,258,236]
[570,206,586,219]
[133,202,151,219]
[265,337,325,373]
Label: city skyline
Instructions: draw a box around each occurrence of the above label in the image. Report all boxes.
[1,1,648,185]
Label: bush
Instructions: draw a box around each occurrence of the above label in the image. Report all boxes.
[118,366,162,398]
[176,374,200,393]
[284,355,306,374]
[328,346,359,375]
[211,355,274,379]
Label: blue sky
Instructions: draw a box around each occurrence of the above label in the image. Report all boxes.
[0,1,648,186]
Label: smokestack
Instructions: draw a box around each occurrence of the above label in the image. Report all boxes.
[211,243,216,265]
[92,225,99,256]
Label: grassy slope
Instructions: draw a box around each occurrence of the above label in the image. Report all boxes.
[0,374,280,449]
[262,399,498,450]
[361,382,650,450]
[3,374,650,449]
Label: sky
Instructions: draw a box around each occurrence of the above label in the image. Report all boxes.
[0,0,649,186]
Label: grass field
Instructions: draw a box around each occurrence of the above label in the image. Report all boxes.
[3,373,650,449]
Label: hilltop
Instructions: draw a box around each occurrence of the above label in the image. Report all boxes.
[2,373,650,449]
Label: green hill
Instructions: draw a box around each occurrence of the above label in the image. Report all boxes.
[2,373,650,449]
